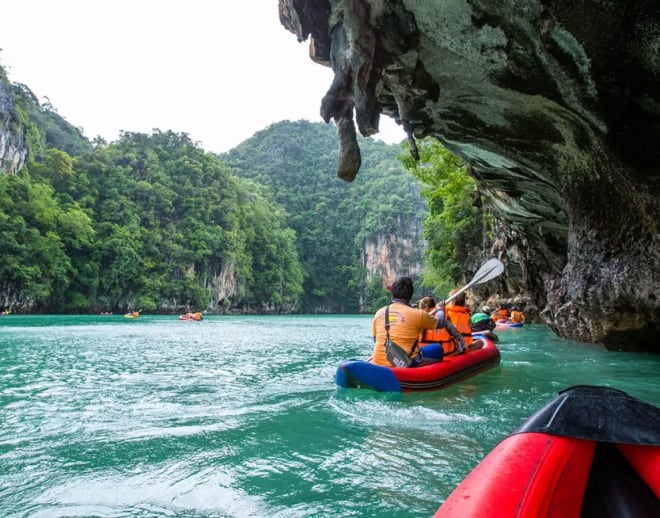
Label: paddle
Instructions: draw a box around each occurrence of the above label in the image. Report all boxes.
[444,258,504,304]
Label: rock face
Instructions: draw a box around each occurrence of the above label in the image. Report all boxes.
[279,0,659,351]
[0,79,28,175]
[362,220,425,284]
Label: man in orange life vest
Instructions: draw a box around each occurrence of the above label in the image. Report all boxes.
[371,277,466,367]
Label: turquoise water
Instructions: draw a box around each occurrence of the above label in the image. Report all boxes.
[1,315,659,517]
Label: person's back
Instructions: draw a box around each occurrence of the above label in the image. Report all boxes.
[510,308,525,323]
[419,293,470,355]
[371,278,443,367]
[491,305,508,322]
[446,292,473,348]
[372,303,440,366]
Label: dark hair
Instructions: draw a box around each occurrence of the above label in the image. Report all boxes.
[419,296,436,311]
[391,277,414,302]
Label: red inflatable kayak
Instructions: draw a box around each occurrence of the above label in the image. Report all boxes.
[434,385,660,517]
[335,337,500,393]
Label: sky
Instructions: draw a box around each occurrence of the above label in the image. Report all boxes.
[0,0,405,153]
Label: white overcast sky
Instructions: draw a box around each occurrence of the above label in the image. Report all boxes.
[0,0,405,153]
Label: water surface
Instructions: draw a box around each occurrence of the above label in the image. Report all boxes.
[1,315,658,517]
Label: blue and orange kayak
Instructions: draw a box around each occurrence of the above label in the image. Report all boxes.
[335,337,500,393]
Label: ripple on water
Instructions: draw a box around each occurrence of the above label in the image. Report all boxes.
[28,465,271,518]
[1,319,659,517]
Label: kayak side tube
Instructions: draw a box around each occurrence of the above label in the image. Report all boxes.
[434,433,595,518]
[393,338,500,392]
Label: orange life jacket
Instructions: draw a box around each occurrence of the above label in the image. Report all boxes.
[420,306,472,355]
[491,308,508,321]
[420,325,453,353]
[446,305,473,347]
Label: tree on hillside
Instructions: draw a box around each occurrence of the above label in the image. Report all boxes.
[400,139,490,298]
[0,129,305,313]
[223,120,428,313]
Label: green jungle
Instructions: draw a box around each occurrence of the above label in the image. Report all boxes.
[0,65,492,315]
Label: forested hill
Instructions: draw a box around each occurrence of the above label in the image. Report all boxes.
[2,62,428,314]
[222,120,428,313]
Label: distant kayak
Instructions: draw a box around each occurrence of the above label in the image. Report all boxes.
[335,337,500,393]
[495,320,523,330]
[179,312,203,321]
[434,385,660,517]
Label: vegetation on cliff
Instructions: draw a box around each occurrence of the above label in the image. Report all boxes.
[223,120,428,312]
[400,139,492,299]
[0,118,431,313]
[1,62,483,315]
[1,131,304,313]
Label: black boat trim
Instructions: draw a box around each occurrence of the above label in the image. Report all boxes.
[513,385,660,445]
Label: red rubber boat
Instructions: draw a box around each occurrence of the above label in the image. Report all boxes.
[335,337,500,392]
[434,385,660,517]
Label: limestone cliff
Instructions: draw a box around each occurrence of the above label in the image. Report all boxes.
[279,0,659,351]
[362,224,424,288]
[0,75,28,175]
[0,70,90,174]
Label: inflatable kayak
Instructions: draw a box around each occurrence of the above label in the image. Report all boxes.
[335,337,500,393]
[495,320,523,330]
[434,385,660,517]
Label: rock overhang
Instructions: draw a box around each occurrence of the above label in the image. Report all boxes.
[279,0,659,351]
